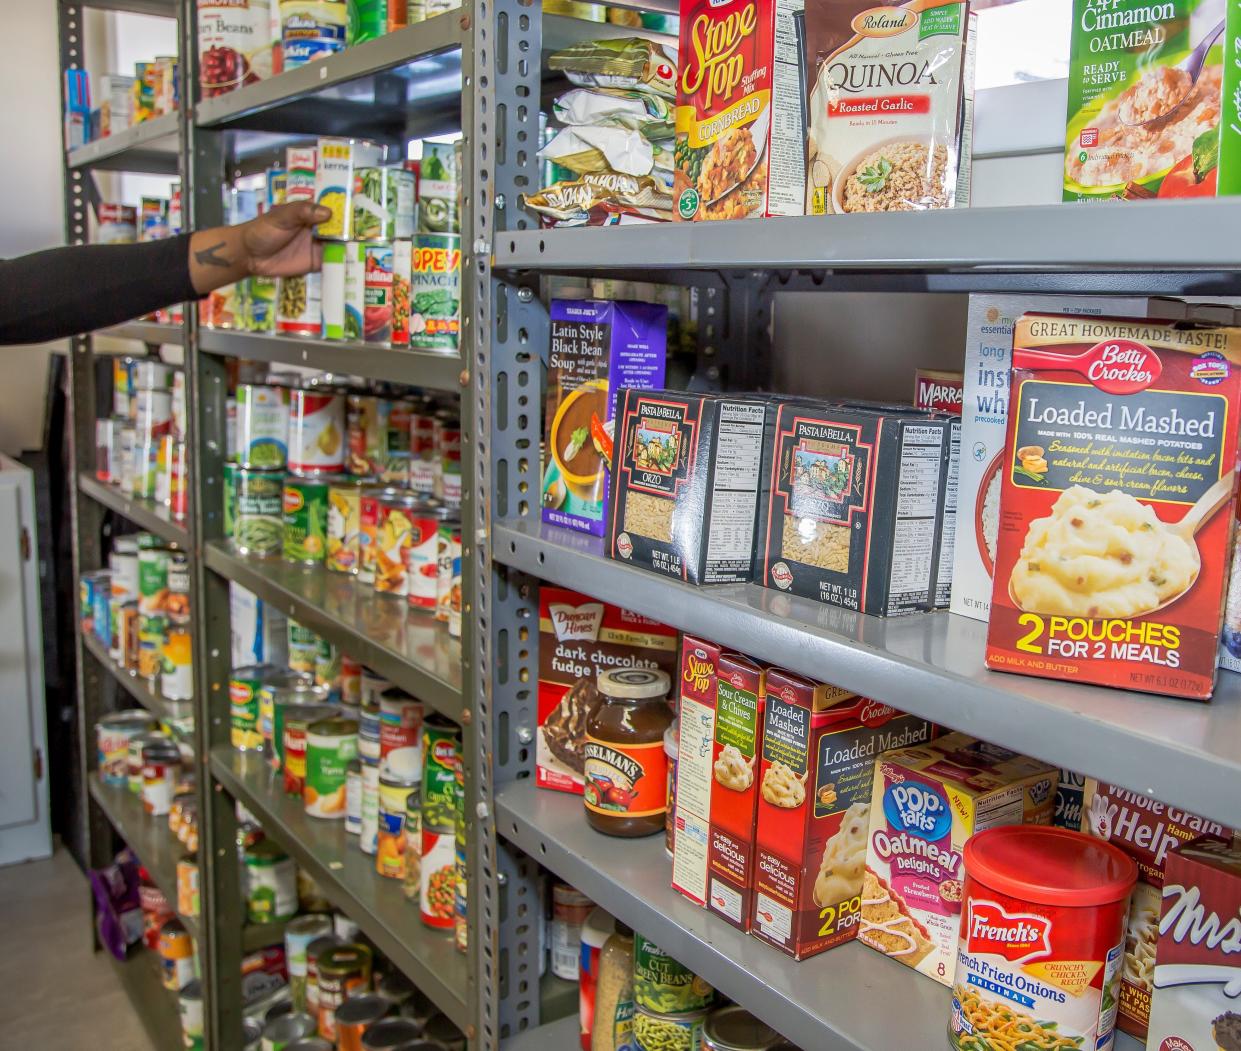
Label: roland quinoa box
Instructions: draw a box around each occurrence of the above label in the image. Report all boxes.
[985,314,1241,699]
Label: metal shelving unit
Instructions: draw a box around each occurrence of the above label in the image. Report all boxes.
[99,320,184,346]
[81,630,193,731]
[109,951,183,1050]
[67,111,181,173]
[78,473,190,546]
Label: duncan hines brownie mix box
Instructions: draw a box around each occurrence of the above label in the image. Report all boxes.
[673,0,805,220]
[542,299,667,537]
[1148,842,1241,1051]
[1080,779,1232,1038]
[537,586,679,794]
[749,670,933,959]
[858,732,1056,984]
[608,390,773,584]
[985,314,1241,699]
[756,399,954,615]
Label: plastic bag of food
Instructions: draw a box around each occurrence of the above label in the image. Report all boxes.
[547,37,678,98]
[523,172,674,226]
[89,849,144,961]
[552,88,674,135]
[540,124,655,177]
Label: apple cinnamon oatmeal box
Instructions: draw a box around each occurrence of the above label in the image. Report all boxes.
[985,314,1241,699]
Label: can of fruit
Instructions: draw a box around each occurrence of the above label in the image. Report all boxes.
[320,241,347,340]
[326,478,365,574]
[159,918,195,991]
[378,687,423,762]
[304,716,358,818]
[334,993,391,1051]
[358,485,400,585]
[177,855,200,918]
[161,627,194,702]
[258,670,317,754]
[421,713,461,832]
[285,915,334,1014]
[346,394,385,478]
[223,461,238,540]
[375,493,440,598]
[243,838,298,924]
[315,943,372,1042]
[236,384,290,470]
[283,475,330,564]
[230,664,280,751]
[435,520,461,624]
[376,767,420,880]
[363,243,393,345]
[234,468,284,557]
[288,388,345,475]
[282,703,341,796]
[402,790,422,901]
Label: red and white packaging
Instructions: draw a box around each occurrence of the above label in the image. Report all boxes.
[914,369,964,414]
[419,826,455,928]
[950,826,1137,1051]
[1148,842,1241,1051]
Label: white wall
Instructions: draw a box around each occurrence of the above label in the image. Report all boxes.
[0,0,67,455]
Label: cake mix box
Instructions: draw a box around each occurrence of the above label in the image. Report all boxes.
[986,314,1241,699]
[750,670,933,959]
[1148,842,1241,1051]
[537,586,679,793]
[1080,779,1232,1039]
[859,732,1056,984]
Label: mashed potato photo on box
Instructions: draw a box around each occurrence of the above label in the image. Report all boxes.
[1010,486,1199,618]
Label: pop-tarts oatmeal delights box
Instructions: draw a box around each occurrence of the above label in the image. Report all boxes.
[986,314,1241,699]
[673,0,805,220]
[543,299,667,536]
[750,669,933,959]
[1147,843,1241,1051]
[859,732,1056,984]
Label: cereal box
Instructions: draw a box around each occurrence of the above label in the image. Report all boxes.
[1147,842,1241,1051]
[755,400,954,615]
[985,314,1241,699]
[1080,780,1232,1038]
[671,635,725,909]
[1064,0,1241,201]
[608,390,773,584]
[750,670,933,959]
[673,0,805,220]
[543,300,668,537]
[537,587,679,794]
[859,732,1056,984]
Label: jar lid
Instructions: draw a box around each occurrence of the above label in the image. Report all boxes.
[702,1005,780,1050]
[964,825,1137,907]
[597,668,671,700]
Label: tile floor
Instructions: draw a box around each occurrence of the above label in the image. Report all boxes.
[0,848,156,1050]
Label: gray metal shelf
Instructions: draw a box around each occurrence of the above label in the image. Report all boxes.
[502,1014,578,1051]
[109,950,183,1049]
[494,518,1241,830]
[67,112,181,173]
[89,778,198,939]
[86,0,178,14]
[78,473,190,547]
[209,746,470,1029]
[82,629,194,731]
[198,328,462,391]
[99,320,184,346]
[204,541,463,719]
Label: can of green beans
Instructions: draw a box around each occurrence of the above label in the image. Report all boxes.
[223,460,237,539]
[234,468,284,557]
[282,475,329,564]
[421,713,461,832]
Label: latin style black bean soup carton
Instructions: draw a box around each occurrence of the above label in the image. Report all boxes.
[1147,842,1241,1051]
[986,315,1241,699]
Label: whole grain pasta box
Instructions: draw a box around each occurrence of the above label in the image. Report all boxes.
[543,299,668,536]
[1080,779,1232,1038]
[1148,842,1241,1051]
[750,670,933,959]
[608,390,774,584]
[858,732,1055,984]
[673,0,806,220]
[803,0,977,215]
[985,314,1241,699]
[537,586,679,794]
[756,400,954,615]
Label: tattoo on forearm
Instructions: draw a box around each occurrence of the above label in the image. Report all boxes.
[194,241,232,268]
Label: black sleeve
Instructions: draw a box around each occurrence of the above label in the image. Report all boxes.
[0,234,199,345]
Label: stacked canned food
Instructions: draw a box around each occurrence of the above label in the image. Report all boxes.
[94,356,191,519]
[201,137,461,353]
[80,531,195,708]
[224,371,463,637]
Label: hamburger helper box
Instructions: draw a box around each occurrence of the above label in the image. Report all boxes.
[1148,842,1241,1051]
[537,586,679,794]
[542,299,667,536]
[985,314,1241,699]
[1079,779,1232,1039]
[858,732,1056,984]
[749,669,933,959]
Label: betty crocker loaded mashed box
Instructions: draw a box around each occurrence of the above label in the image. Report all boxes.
[985,314,1241,699]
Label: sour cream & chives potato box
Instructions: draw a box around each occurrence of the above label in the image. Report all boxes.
[985,314,1241,699]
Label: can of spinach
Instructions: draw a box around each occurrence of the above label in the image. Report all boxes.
[409,233,460,352]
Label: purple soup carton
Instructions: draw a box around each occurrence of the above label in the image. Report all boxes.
[543,299,667,535]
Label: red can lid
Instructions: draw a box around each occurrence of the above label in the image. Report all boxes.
[964,826,1137,907]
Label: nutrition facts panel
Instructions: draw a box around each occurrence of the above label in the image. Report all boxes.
[704,403,767,578]
[889,426,945,606]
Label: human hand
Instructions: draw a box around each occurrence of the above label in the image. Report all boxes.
[242,201,331,278]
